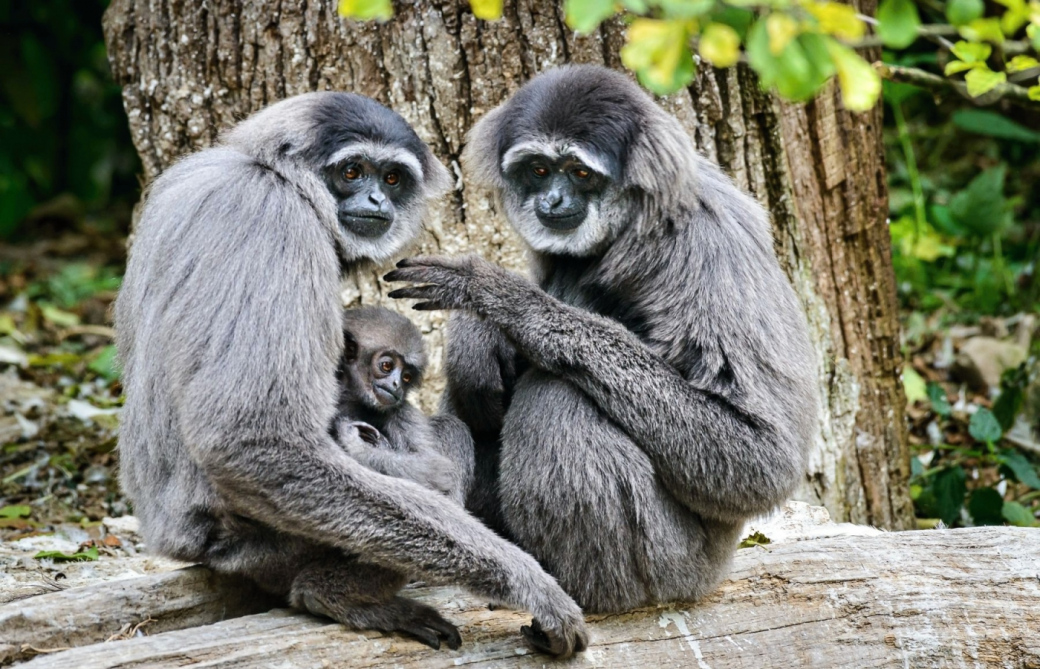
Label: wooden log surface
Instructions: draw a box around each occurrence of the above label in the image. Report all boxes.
[0,567,277,666]
[6,527,1040,668]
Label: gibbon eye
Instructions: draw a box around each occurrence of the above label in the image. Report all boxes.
[344,165,362,180]
[384,171,400,186]
[380,360,393,373]
[573,168,590,179]
[402,371,412,384]
[532,165,549,178]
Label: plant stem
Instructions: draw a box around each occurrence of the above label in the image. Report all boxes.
[892,102,928,238]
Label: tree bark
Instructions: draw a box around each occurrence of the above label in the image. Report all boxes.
[10,527,1040,668]
[102,0,911,528]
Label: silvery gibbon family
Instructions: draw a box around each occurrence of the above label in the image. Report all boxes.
[115,65,817,658]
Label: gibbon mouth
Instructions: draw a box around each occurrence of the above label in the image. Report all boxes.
[342,214,393,238]
[373,385,402,406]
[537,212,586,231]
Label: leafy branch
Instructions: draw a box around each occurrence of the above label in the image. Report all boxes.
[878,62,1040,108]
[338,0,1040,113]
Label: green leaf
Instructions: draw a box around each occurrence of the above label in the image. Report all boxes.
[949,164,1010,236]
[34,546,100,562]
[946,0,985,26]
[1002,501,1038,526]
[807,2,866,41]
[657,0,714,19]
[470,0,503,20]
[738,530,771,548]
[969,408,1004,443]
[825,40,881,111]
[993,365,1028,430]
[564,0,616,33]
[337,0,392,20]
[932,466,967,525]
[748,23,834,102]
[88,346,121,382]
[40,304,80,328]
[766,12,800,55]
[999,449,1040,489]
[1028,24,1040,51]
[950,41,991,64]
[964,67,1007,97]
[699,23,741,68]
[968,487,1006,525]
[943,60,979,76]
[903,365,927,405]
[877,0,921,49]
[1007,55,1039,72]
[926,382,952,417]
[1031,85,1040,101]
[958,17,1005,43]
[621,19,697,95]
[0,505,31,519]
[952,109,1040,143]
[711,6,755,39]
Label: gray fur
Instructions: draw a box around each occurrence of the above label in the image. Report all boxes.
[115,92,587,656]
[333,307,474,504]
[386,65,818,614]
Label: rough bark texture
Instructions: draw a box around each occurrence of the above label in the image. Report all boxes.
[101,0,911,528]
[9,527,1040,668]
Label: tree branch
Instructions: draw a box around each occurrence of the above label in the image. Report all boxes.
[876,62,1040,110]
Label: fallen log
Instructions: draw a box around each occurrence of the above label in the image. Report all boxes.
[0,567,277,665]
[7,526,1040,668]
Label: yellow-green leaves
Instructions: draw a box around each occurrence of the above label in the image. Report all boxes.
[470,0,503,20]
[621,19,696,95]
[766,13,800,55]
[748,21,834,102]
[965,68,1007,96]
[1007,55,1040,72]
[944,41,1009,98]
[1030,85,1040,101]
[337,0,392,21]
[877,0,921,48]
[699,23,741,67]
[958,17,1005,43]
[826,41,882,111]
[806,2,866,41]
[564,0,616,33]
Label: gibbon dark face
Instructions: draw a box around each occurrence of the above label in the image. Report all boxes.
[340,307,426,412]
[505,155,608,231]
[325,147,423,240]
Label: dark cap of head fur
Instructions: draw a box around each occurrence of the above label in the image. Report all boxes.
[222,92,451,194]
[462,65,698,215]
[488,66,646,179]
[342,306,427,376]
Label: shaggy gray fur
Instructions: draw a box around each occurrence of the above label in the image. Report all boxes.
[115,92,587,655]
[333,307,474,504]
[386,65,818,614]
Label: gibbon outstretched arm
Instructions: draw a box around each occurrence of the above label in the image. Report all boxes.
[388,255,806,523]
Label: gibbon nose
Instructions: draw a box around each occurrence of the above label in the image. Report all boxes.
[538,190,565,215]
[368,190,392,215]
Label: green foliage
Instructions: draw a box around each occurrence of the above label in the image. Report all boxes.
[88,345,120,382]
[0,505,31,519]
[0,1,140,240]
[951,110,1040,143]
[878,0,922,49]
[34,546,99,562]
[336,0,1040,115]
[910,371,1040,529]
